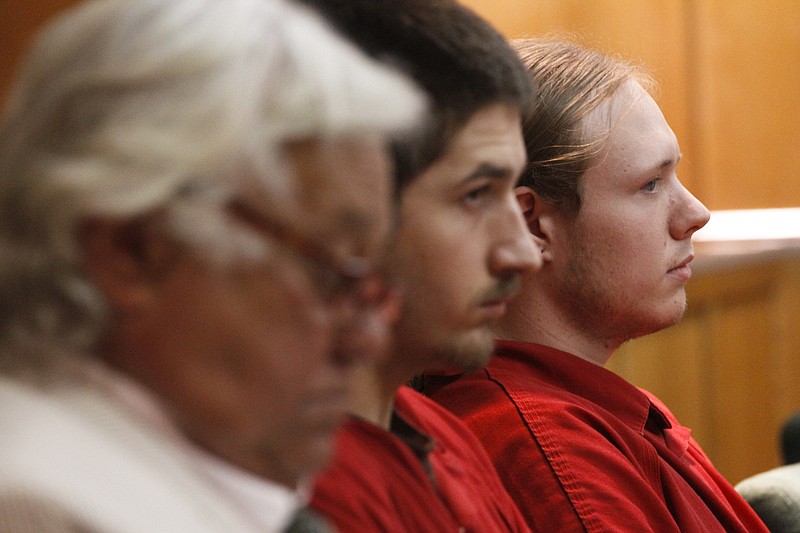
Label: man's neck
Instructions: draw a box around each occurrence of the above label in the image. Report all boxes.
[496,292,619,366]
[505,327,617,366]
[346,353,421,429]
[346,364,395,429]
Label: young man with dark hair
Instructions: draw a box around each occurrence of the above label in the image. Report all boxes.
[294,0,541,530]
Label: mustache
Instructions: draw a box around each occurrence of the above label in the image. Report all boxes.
[479,275,522,304]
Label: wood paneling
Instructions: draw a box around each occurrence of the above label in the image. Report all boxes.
[460,1,698,199]
[0,0,80,105]
[459,0,800,209]
[690,0,800,209]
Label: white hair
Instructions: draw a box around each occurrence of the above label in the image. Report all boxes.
[0,0,425,367]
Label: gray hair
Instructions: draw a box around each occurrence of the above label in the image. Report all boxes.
[0,0,425,368]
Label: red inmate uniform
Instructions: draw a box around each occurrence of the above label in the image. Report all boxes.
[310,385,531,532]
[424,341,768,533]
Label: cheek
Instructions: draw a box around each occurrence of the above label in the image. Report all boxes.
[398,235,479,312]
[337,309,393,361]
[581,209,651,256]
[256,289,331,364]
[589,225,666,290]
[226,270,333,384]
[567,217,635,280]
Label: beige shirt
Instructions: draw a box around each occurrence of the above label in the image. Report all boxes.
[0,356,300,532]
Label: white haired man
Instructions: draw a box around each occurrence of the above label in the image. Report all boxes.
[0,0,423,531]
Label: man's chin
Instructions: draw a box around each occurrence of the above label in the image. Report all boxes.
[438,328,495,372]
[284,437,337,486]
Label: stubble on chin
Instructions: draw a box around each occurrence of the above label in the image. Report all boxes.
[434,325,496,373]
[431,276,521,372]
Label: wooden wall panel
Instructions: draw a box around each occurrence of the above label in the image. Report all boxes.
[772,259,800,422]
[690,0,800,209]
[459,0,699,204]
[459,0,800,209]
[704,281,779,483]
[0,0,80,105]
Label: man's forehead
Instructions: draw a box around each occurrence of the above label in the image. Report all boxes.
[580,81,677,163]
[325,208,378,238]
[413,108,524,184]
[287,136,392,212]
[294,183,394,258]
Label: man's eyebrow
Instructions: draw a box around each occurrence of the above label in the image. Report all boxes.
[461,162,516,183]
[323,207,392,246]
[335,209,372,236]
[658,152,682,170]
[643,154,681,177]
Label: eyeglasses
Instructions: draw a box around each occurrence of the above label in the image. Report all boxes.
[227,199,393,308]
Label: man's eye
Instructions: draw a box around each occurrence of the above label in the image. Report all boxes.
[463,184,492,204]
[642,178,661,192]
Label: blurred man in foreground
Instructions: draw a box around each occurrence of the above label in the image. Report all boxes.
[0,0,424,530]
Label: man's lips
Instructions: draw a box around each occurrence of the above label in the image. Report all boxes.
[670,254,694,270]
[480,294,516,319]
[478,276,522,319]
[668,254,694,281]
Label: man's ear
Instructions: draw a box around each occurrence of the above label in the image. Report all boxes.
[515,185,535,222]
[515,186,556,259]
[81,216,178,310]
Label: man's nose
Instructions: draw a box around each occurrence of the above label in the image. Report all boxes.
[489,211,544,276]
[670,184,711,241]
